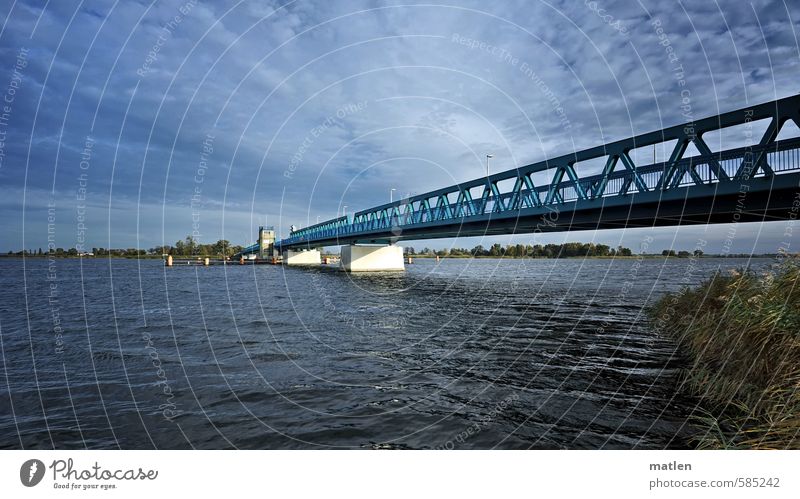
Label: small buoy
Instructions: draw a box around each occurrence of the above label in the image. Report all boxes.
[166,255,173,267]
[204,257,210,266]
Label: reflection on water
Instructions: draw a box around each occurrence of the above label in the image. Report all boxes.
[0,256,773,449]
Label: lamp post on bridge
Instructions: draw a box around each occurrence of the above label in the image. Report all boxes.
[486,154,494,177]
[343,205,348,218]
[390,188,396,203]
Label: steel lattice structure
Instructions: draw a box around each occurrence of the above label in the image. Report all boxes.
[238,94,800,255]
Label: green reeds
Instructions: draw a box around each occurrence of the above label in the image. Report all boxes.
[649,258,800,449]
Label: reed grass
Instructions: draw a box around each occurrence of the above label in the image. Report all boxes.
[648,258,800,449]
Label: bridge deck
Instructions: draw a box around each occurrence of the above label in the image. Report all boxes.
[239,95,800,254]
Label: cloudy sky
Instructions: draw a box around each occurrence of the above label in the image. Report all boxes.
[1,0,799,253]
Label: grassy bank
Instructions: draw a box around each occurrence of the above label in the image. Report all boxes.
[649,260,800,449]
[411,255,653,260]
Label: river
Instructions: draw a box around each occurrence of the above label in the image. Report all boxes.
[0,256,774,449]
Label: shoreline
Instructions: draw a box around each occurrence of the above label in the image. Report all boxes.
[0,254,782,260]
[648,259,800,449]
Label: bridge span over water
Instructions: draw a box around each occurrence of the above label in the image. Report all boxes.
[239,95,800,271]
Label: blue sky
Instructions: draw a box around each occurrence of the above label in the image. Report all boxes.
[1,0,799,254]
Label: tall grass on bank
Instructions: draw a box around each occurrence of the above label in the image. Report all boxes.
[649,260,800,449]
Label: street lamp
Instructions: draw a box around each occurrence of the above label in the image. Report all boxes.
[343,205,348,218]
[486,154,494,177]
[390,188,396,203]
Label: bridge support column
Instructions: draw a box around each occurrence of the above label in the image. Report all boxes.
[282,249,321,266]
[340,245,404,272]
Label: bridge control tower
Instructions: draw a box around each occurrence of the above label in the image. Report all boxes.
[258,226,275,259]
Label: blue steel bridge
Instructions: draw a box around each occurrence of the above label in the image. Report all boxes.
[239,94,800,257]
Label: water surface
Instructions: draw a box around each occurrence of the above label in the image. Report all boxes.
[0,256,772,449]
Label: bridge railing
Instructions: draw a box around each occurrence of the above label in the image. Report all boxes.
[278,95,800,247]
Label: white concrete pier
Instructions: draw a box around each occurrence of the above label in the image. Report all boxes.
[340,245,404,272]
[282,249,321,266]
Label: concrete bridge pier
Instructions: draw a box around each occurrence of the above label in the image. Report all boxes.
[340,244,404,272]
[282,249,321,266]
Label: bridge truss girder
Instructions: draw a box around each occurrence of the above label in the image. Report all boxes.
[276,95,800,251]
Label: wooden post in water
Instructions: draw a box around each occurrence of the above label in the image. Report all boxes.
[166,255,173,267]
[239,256,245,265]
[204,257,210,266]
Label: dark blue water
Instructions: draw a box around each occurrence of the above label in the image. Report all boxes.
[0,256,772,449]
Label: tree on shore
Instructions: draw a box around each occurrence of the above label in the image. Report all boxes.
[420,242,636,258]
[154,236,243,257]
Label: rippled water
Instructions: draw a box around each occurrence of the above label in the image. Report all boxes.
[0,256,773,449]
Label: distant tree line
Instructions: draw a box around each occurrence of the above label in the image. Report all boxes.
[4,236,244,258]
[0,241,774,259]
[403,242,634,258]
[151,236,243,257]
[661,249,704,258]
